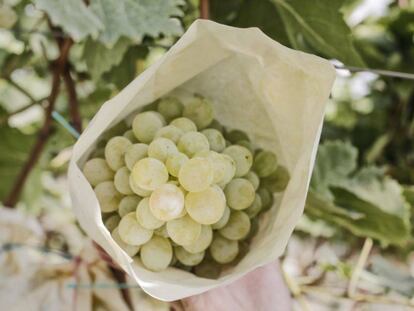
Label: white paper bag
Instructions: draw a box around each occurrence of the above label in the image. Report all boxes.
[68,19,335,301]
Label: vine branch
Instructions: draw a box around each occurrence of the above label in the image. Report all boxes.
[200,0,209,19]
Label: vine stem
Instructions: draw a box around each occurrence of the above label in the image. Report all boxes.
[200,0,209,19]
[62,59,82,133]
[3,39,72,208]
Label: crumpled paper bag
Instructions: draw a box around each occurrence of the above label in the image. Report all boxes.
[68,19,336,301]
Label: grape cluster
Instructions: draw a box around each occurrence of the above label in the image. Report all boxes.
[83,96,289,278]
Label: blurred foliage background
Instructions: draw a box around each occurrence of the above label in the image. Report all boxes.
[0,0,414,309]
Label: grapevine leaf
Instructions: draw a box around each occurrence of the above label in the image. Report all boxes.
[83,38,131,80]
[34,0,103,42]
[273,0,365,66]
[89,0,183,47]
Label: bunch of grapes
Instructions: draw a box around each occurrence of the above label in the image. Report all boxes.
[83,96,289,278]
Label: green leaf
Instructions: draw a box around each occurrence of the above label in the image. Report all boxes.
[89,0,183,47]
[84,38,131,80]
[0,125,35,201]
[273,0,365,66]
[34,0,103,41]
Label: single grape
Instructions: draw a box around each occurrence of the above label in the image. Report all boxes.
[132,111,165,143]
[124,143,148,170]
[236,140,255,154]
[207,119,225,133]
[178,157,213,192]
[219,210,251,240]
[118,196,141,217]
[140,236,173,271]
[154,225,169,238]
[223,145,253,177]
[175,247,204,266]
[211,205,231,230]
[194,259,222,279]
[244,194,263,219]
[131,158,168,191]
[166,215,201,246]
[185,185,226,225]
[136,197,165,229]
[111,227,140,257]
[166,152,189,177]
[148,137,178,162]
[183,225,213,254]
[257,187,274,212]
[91,147,105,158]
[244,171,260,190]
[170,117,197,133]
[177,132,210,157]
[104,214,121,232]
[209,152,236,186]
[105,136,132,170]
[209,234,239,264]
[183,97,214,129]
[149,184,185,221]
[253,150,278,178]
[224,178,255,210]
[155,125,183,143]
[94,181,122,213]
[201,129,226,152]
[129,175,152,197]
[123,130,138,143]
[226,129,250,143]
[261,165,290,192]
[157,97,184,121]
[114,167,133,195]
[83,158,114,186]
[244,217,259,241]
[118,212,153,245]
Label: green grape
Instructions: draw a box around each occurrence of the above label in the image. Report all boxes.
[183,225,213,253]
[131,158,168,191]
[211,205,231,230]
[91,147,105,158]
[157,97,184,121]
[83,158,114,186]
[149,184,185,221]
[170,117,197,133]
[257,187,274,212]
[132,111,165,143]
[166,215,201,246]
[166,152,189,177]
[244,217,259,241]
[224,178,255,210]
[129,175,152,197]
[141,101,159,112]
[244,171,260,191]
[194,259,222,279]
[261,165,290,192]
[178,157,213,192]
[154,225,169,238]
[136,197,165,229]
[112,227,140,257]
[232,240,250,265]
[253,150,278,177]
[118,212,153,246]
[185,185,226,225]
[244,194,263,219]
[236,140,254,153]
[104,214,121,232]
[223,145,253,177]
[101,122,128,141]
[209,234,239,264]
[226,129,250,143]
[155,125,183,143]
[175,247,204,266]
[124,143,148,170]
[118,196,141,217]
[148,137,178,162]
[94,181,123,213]
[219,210,251,240]
[177,132,210,157]
[114,167,133,195]
[201,129,226,152]
[182,97,214,129]
[123,130,138,143]
[214,154,236,187]
[207,119,225,134]
[105,136,132,170]
[140,236,173,271]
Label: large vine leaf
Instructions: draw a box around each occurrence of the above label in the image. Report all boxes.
[89,0,183,47]
[273,0,365,66]
[34,0,103,42]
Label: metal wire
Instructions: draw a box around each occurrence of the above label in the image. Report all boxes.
[334,64,414,80]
